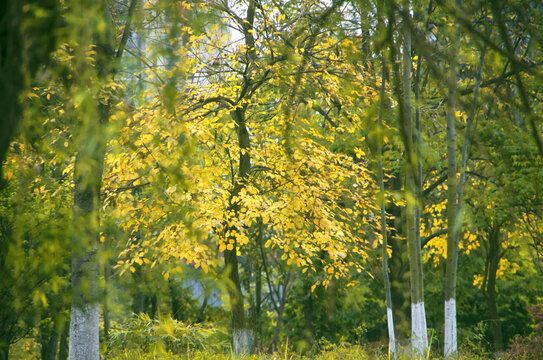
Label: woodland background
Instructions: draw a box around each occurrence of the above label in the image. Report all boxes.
[1,0,542,359]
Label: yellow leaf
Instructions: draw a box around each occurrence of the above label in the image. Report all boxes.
[130,266,136,273]
[163,272,170,280]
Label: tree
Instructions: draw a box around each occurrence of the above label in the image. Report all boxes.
[66,0,137,358]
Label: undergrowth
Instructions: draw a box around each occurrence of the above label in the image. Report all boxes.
[105,315,501,359]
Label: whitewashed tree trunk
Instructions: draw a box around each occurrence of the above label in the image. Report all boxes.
[411,301,428,356]
[68,1,136,358]
[69,302,100,360]
[444,298,457,358]
[444,0,462,357]
[233,329,254,355]
[377,19,396,355]
[401,0,428,356]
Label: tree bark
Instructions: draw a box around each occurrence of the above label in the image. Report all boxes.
[103,261,111,341]
[0,339,9,360]
[399,0,428,355]
[443,0,460,355]
[444,18,485,359]
[377,22,397,356]
[224,245,252,354]
[58,322,69,360]
[224,106,253,354]
[68,1,136,358]
[133,268,145,315]
[484,226,504,354]
[39,317,60,360]
[254,220,263,349]
[302,279,314,348]
[0,0,23,182]
[223,1,257,353]
[70,151,103,360]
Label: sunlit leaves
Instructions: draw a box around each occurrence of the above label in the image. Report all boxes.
[103,6,380,286]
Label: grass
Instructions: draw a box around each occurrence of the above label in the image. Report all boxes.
[106,345,492,360]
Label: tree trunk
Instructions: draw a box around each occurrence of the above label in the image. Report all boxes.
[133,269,145,315]
[39,318,60,360]
[224,108,253,353]
[70,166,101,360]
[254,221,263,349]
[0,339,9,360]
[377,36,397,357]
[58,319,69,360]
[443,1,459,355]
[0,0,23,181]
[103,261,111,341]
[169,279,182,321]
[485,227,504,354]
[223,1,257,353]
[224,246,252,354]
[400,0,427,355]
[302,279,314,348]
[327,278,337,340]
[271,302,285,352]
[69,1,136,357]
[388,174,411,341]
[149,294,158,319]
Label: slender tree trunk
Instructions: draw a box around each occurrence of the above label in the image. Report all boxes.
[485,227,504,354]
[58,322,69,360]
[169,279,183,321]
[400,0,428,355]
[255,221,263,349]
[103,261,111,340]
[224,107,254,354]
[270,270,294,352]
[224,245,252,353]
[271,302,285,352]
[223,1,257,353]
[443,1,459,355]
[39,318,60,360]
[327,278,337,338]
[149,294,158,319]
[377,40,397,358]
[388,176,411,341]
[133,268,145,315]
[302,279,314,348]
[444,28,485,360]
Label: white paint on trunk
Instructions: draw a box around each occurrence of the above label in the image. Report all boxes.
[69,302,99,360]
[444,298,457,358]
[421,302,428,350]
[233,328,253,355]
[387,306,397,358]
[411,301,428,357]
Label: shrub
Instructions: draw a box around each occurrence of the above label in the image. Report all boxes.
[107,313,229,356]
[505,304,543,360]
